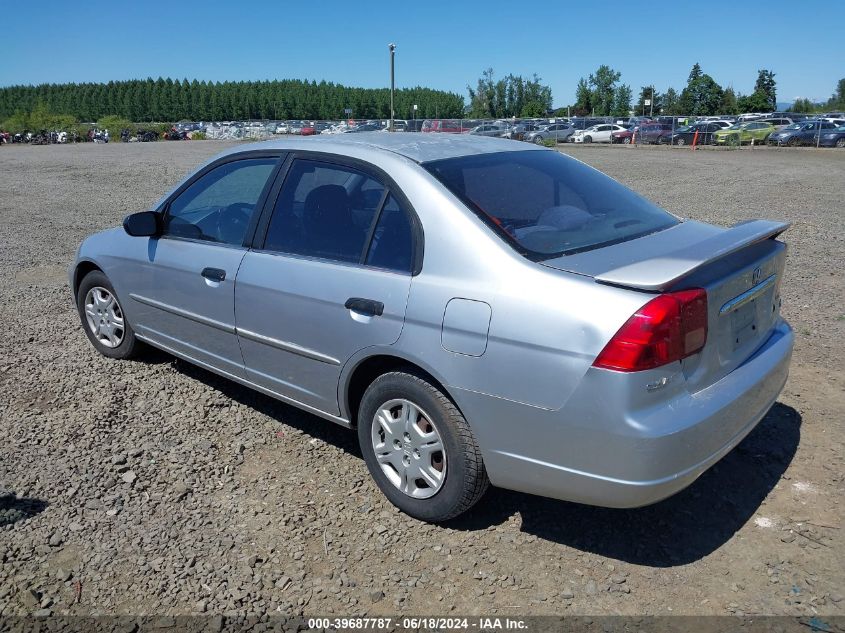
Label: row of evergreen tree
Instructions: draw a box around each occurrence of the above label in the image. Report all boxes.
[0,78,465,123]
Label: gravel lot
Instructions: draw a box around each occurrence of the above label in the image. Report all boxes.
[0,141,842,619]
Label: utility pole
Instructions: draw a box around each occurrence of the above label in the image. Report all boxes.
[389,43,396,132]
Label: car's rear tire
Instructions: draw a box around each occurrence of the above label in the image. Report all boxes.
[835,138,845,148]
[357,371,489,522]
[676,137,686,146]
[76,270,142,360]
[623,137,631,145]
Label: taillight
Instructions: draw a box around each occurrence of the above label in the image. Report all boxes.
[593,289,708,372]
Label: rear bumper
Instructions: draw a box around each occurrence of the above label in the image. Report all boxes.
[456,320,793,508]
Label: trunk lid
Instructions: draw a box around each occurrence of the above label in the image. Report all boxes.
[541,219,790,391]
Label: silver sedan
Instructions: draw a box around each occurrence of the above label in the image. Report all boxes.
[523,122,575,144]
[71,134,794,521]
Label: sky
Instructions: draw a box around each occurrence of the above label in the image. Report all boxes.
[1,0,842,108]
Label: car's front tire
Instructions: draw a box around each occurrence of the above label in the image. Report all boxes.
[76,270,142,360]
[357,371,489,522]
[532,136,544,145]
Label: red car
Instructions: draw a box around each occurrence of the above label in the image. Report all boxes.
[611,128,635,144]
[611,119,670,144]
[637,123,675,144]
[421,119,473,134]
[300,125,317,136]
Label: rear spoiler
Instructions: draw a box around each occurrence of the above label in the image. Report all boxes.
[595,220,790,292]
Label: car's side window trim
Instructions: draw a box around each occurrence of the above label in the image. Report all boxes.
[251,151,424,276]
[360,188,391,266]
[156,150,286,249]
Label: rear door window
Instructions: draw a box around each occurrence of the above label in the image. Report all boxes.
[263,159,415,272]
[264,160,384,263]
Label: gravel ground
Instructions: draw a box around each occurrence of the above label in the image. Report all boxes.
[0,141,842,619]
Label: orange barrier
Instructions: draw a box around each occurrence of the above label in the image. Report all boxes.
[691,130,699,150]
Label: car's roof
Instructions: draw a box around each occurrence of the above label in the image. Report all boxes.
[232,132,545,164]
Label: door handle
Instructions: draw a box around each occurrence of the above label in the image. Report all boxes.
[345,297,384,316]
[201,267,226,282]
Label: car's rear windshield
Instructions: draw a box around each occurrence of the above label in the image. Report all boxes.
[424,150,678,259]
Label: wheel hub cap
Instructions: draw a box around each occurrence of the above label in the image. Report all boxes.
[84,286,125,348]
[371,399,446,499]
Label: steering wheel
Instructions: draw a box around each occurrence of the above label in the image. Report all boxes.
[215,202,253,244]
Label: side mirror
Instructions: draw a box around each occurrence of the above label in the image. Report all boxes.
[123,211,160,237]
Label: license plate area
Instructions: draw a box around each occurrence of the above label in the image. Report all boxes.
[730,299,759,350]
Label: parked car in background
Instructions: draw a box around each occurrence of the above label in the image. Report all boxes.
[655,116,688,127]
[274,122,290,134]
[72,133,793,522]
[817,125,845,147]
[767,120,838,146]
[703,120,734,129]
[572,124,626,144]
[346,123,383,133]
[469,124,506,137]
[661,122,724,146]
[502,123,542,141]
[422,119,472,134]
[636,123,675,144]
[626,116,654,127]
[570,118,609,131]
[769,112,807,121]
[758,117,797,130]
[611,128,635,144]
[523,123,575,144]
[714,121,776,145]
